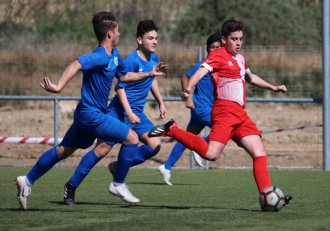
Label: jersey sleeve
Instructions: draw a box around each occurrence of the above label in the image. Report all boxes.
[77,52,108,70]
[114,55,128,88]
[202,50,222,73]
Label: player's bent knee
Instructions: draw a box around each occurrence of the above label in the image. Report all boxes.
[125,129,139,144]
[205,151,221,161]
[94,142,112,157]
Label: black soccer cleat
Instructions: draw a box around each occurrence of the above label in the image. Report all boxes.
[284,195,292,206]
[64,182,77,205]
[108,161,117,179]
[148,119,177,137]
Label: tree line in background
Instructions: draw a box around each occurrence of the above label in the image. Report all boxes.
[0,0,322,47]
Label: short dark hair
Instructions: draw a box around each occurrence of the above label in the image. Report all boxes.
[92,11,118,43]
[136,20,159,38]
[221,20,244,38]
[206,33,221,53]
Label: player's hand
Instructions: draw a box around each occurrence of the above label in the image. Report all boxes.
[158,103,167,119]
[39,77,60,94]
[149,62,167,77]
[274,85,287,93]
[181,89,191,101]
[185,97,195,109]
[127,113,140,124]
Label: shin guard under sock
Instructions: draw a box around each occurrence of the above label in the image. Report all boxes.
[69,150,100,187]
[131,145,157,167]
[114,143,138,184]
[165,142,186,170]
[26,146,61,185]
[253,156,272,192]
[170,127,208,158]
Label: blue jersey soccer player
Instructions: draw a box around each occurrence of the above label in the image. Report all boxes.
[106,20,167,201]
[158,33,221,186]
[15,12,165,210]
[63,19,167,205]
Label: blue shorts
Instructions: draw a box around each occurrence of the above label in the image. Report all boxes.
[101,109,154,146]
[126,112,154,136]
[188,108,212,129]
[60,113,129,149]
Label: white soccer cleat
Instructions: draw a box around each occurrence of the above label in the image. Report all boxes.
[192,150,203,167]
[109,182,140,204]
[15,176,32,210]
[158,164,172,186]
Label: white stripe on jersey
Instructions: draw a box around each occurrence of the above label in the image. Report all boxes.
[215,75,244,106]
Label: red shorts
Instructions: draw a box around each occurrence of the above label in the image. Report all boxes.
[209,100,261,144]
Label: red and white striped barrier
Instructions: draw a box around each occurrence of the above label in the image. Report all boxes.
[0,136,63,144]
[0,136,172,145]
[0,124,323,145]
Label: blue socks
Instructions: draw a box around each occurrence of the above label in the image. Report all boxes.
[69,150,100,187]
[165,135,209,170]
[164,142,186,170]
[114,143,138,184]
[26,146,61,185]
[132,145,158,166]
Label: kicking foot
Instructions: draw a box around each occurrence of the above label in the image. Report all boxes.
[284,195,292,207]
[148,119,178,137]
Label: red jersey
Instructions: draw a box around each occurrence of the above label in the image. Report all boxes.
[201,47,250,107]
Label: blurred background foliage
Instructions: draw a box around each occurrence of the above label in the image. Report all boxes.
[0,0,323,99]
[0,0,322,47]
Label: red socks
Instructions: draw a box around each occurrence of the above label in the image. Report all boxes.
[169,127,208,158]
[253,156,272,192]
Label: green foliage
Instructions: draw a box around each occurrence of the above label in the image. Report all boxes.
[1,168,330,230]
[0,0,322,46]
[174,0,321,46]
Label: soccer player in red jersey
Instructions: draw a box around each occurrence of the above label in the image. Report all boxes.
[149,20,292,210]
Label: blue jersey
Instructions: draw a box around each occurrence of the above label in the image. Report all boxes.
[74,46,127,125]
[60,46,131,149]
[187,61,214,117]
[109,50,159,114]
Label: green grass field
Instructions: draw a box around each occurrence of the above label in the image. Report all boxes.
[1,167,330,231]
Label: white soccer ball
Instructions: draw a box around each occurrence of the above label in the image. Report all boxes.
[259,186,286,212]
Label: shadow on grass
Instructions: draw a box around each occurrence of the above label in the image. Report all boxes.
[1,207,57,212]
[129,181,200,186]
[46,200,260,212]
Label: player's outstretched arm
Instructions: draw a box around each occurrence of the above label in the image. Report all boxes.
[40,60,82,94]
[120,62,167,83]
[246,72,287,93]
[151,79,167,119]
[181,67,209,100]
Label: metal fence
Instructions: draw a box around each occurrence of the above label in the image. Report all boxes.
[0,45,324,170]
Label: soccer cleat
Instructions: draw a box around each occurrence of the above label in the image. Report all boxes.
[148,119,178,137]
[284,195,293,206]
[192,150,203,167]
[109,182,140,204]
[15,176,31,210]
[158,164,172,186]
[64,182,77,205]
[107,161,117,179]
